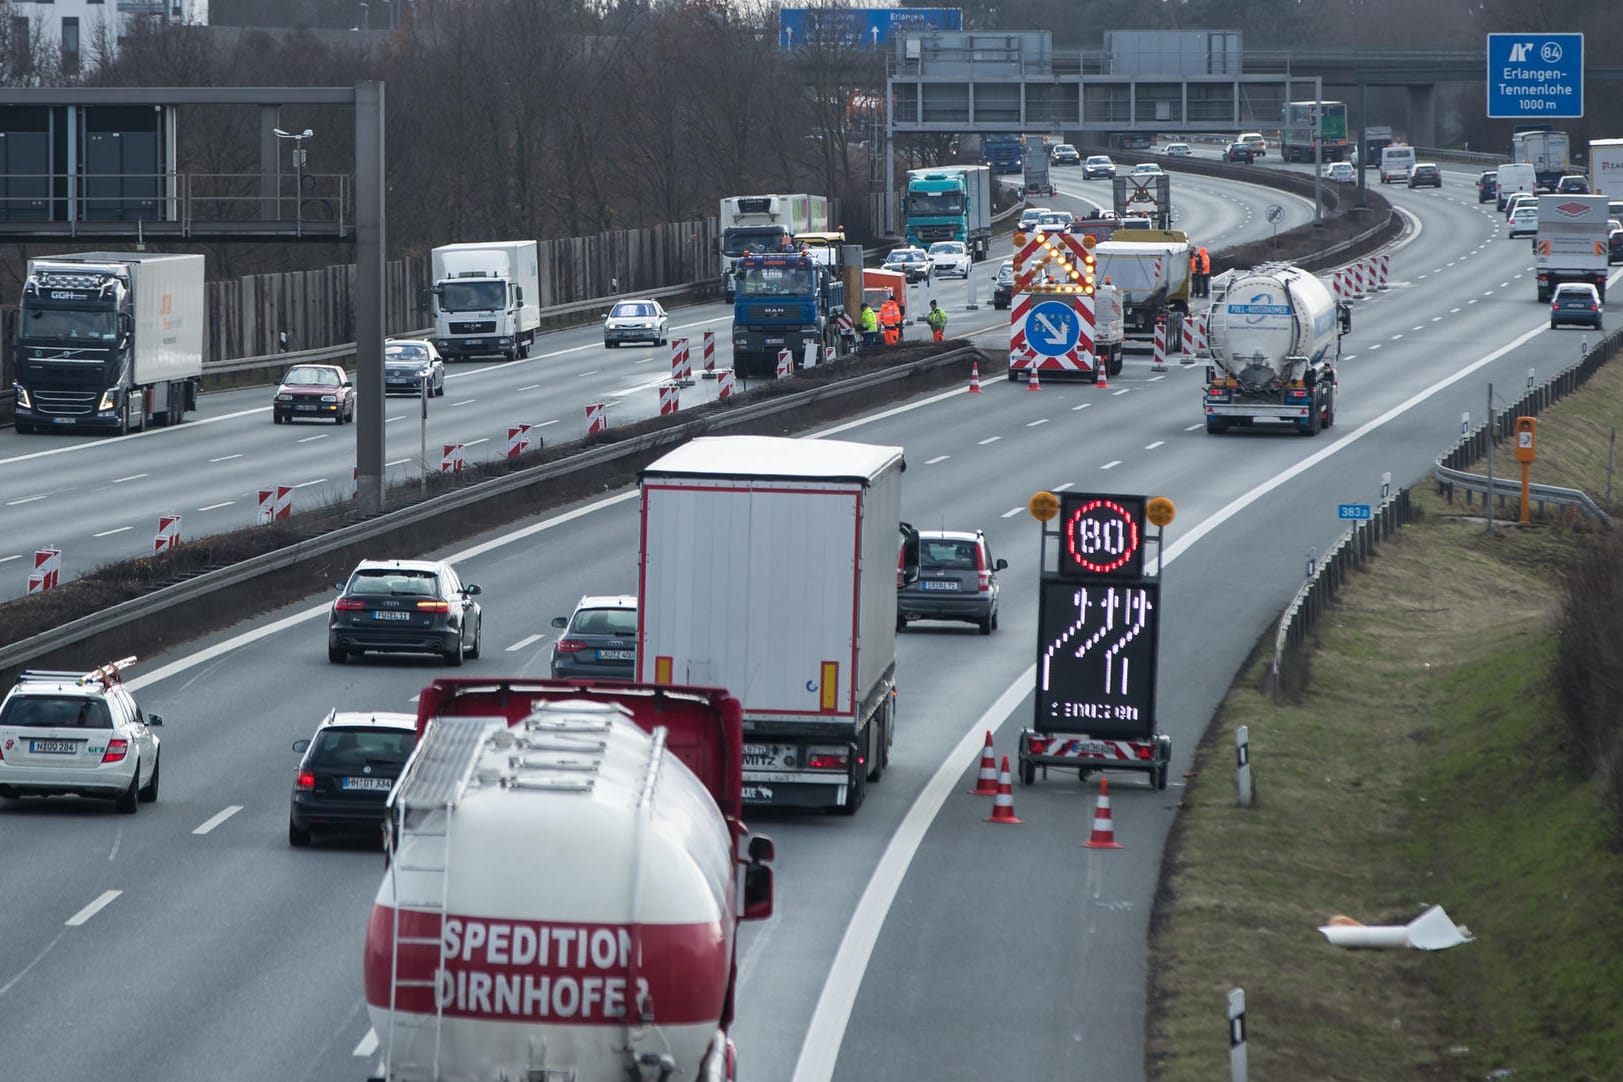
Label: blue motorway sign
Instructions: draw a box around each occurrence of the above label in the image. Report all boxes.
[1023,299,1082,357]
[1487,33,1584,119]
[1338,504,1373,521]
[779,7,962,50]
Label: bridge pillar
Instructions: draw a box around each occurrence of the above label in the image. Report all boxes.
[1407,84,1438,149]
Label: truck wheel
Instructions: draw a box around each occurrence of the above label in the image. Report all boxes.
[1110,350,1123,377]
[1301,398,1323,436]
[1323,388,1336,429]
[1206,418,1231,435]
[838,764,866,815]
[867,715,886,783]
[1019,757,1036,785]
[1154,762,1169,791]
[1537,285,1549,303]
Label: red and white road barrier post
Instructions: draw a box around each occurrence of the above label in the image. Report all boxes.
[776,349,793,379]
[701,330,717,378]
[1181,312,1196,358]
[1377,253,1391,291]
[506,423,534,459]
[717,369,736,399]
[440,443,465,473]
[659,382,680,415]
[1151,317,1168,373]
[153,513,181,554]
[585,403,608,436]
[257,486,292,524]
[27,547,61,594]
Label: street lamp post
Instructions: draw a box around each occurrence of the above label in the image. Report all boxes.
[273,127,314,237]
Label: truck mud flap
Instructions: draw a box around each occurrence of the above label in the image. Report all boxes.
[741,780,847,809]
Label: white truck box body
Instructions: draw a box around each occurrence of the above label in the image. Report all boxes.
[1587,139,1623,201]
[34,252,205,385]
[1535,194,1610,297]
[1093,241,1190,304]
[431,240,542,336]
[1513,130,1570,175]
[638,436,902,725]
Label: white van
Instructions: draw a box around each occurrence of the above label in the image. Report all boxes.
[1237,132,1267,158]
[1379,145,1416,184]
[1494,162,1537,212]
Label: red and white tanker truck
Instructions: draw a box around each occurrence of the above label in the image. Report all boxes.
[363,678,775,1082]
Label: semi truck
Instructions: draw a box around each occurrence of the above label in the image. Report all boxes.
[1023,139,1055,197]
[1587,138,1623,201]
[1280,100,1349,163]
[1093,229,1191,337]
[637,435,920,813]
[902,166,993,260]
[10,252,204,435]
[1534,194,1610,302]
[730,249,853,378]
[718,194,830,300]
[1112,173,1171,229]
[425,240,541,362]
[365,678,774,1082]
[982,134,1025,174]
[1511,129,1571,190]
[1203,262,1349,436]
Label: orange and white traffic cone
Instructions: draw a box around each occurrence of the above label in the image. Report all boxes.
[985,756,1022,824]
[968,731,999,795]
[1095,361,1110,389]
[968,362,983,394]
[1082,776,1122,848]
[1026,366,1042,392]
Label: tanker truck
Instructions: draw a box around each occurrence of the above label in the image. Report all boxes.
[364,678,774,1082]
[1203,262,1351,436]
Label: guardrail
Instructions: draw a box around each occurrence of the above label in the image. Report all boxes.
[1269,488,1415,698]
[0,344,986,676]
[1433,332,1622,525]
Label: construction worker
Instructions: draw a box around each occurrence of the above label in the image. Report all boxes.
[926,299,948,342]
[1190,251,1199,297]
[859,302,880,350]
[880,291,903,347]
[1197,246,1211,297]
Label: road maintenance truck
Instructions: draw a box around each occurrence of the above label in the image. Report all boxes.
[730,248,853,378]
[1092,229,1191,338]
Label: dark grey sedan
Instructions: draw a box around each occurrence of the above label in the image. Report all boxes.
[550,595,638,680]
[383,340,446,396]
[897,531,1006,635]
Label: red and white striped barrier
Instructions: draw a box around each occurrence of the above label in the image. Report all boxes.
[153,513,181,554]
[836,311,855,339]
[659,382,680,415]
[585,402,608,435]
[776,350,793,379]
[440,443,465,473]
[257,486,292,524]
[1181,313,1196,357]
[824,345,836,365]
[1197,309,1210,356]
[27,547,61,594]
[506,423,533,459]
[717,368,736,399]
[702,330,716,374]
[1377,253,1391,291]
[1151,317,1168,372]
[1354,260,1369,297]
[671,337,691,383]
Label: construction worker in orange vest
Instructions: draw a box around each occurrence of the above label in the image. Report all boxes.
[880,292,903,346]
[1197,246,1211,297]
[1190,251,1199,297]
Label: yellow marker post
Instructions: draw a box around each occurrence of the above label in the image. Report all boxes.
[1514,417,1537,524]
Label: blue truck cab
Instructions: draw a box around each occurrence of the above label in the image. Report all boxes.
[730,253,849,380]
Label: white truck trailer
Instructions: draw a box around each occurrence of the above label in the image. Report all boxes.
[426,240,541,362]
[1203,263,1349,436]
[1534,194,1610,302]
[719,194,830,300]
[1586,138,1623,204]
[11,252,204,435]
[637,435,918,813]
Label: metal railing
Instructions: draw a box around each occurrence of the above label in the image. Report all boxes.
[1269,488,1415,698]
[0,171,352,235]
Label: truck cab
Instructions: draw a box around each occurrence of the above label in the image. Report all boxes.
[730,252,848,378]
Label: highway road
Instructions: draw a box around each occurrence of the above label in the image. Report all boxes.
[0,164,1309,602]
[3,162,1613,1082]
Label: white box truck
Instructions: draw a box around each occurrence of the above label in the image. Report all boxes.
[1534,194,1610,302]
[637,435,918,813]
[426,240,541,361]
[718,195,830,300]
[11,252,204,435]
[1587,138,1623,203]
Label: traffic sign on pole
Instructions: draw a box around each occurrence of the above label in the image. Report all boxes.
[1487,33,1584,119]
[1338,503,1373,520]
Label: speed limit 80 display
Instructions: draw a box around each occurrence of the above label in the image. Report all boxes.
[1058,492,1146,581]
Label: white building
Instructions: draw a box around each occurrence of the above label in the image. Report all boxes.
[6,0,209,73]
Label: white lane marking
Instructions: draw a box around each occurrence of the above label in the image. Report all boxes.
[506,633,548,652]
[1184,423,1203,431]
[193,805,243,835]
[112,473,148,484]
[1468,298,1479,304]
[0,929,67,998]
[789,253,1574,1082]
[1391,334,1404,340]
[451,399,477,407]
[1100,460,1122,470]
[1112,389,1130,397]
[93,526,133,537]
[1483,290,1495,296]
[1026,418,1049,427]
[1052,482,1074,491]
[6,494,47,505]
[1411,325,1424,331]
[925,455,949,464]
[385,416,403,424]
[296,434,329,444]
[463,438,489,449]
[0,554,20,563]
[209,454,243,463]
[1369,343,1383,351]
[1145,440,1165,450]
[66,890,122,927]
[977,436,1001,445]
[386,458,412,467]
[518,384,541,392]
[1148,374,1167,382]
[197,501,235,511]
[533,419,559,428]
[1072,403,1091,411]
[1431,316,1443,322]
[577,370,599,377]
[292,478,328,488]
[1000,507,1023,518]
[353,1030,379,1058]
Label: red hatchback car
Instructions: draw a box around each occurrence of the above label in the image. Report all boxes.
[273,363,355,424]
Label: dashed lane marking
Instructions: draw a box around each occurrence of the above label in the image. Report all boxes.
[193,806,243,835]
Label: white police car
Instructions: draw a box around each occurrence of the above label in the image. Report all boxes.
[0,658,162,814]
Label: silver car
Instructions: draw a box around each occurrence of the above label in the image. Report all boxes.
[0,659,163,813]
[927,241,972,279]
[896,530,1006,635]
[603,299,669,347]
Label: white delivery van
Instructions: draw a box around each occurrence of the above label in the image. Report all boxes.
[1379,145,1416,184]
[1494,163,1537,211]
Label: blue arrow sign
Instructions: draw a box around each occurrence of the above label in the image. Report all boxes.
[1338,504,1372,520]
[1487,33,1584,119]
[1022,299,1081,357]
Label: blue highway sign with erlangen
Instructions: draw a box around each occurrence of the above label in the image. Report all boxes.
[1486,33,1583,119]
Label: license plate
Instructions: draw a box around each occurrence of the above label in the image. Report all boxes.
[921,580,960,591]
[765,338,785,345]
[372,610,411,621]
[1071,741,1109,756]
[296,404,316,411]
[53,417,74,424]
[342,776,394,791]
[29,739,78,754]
[596,649,634,661]
[465,340,485,347]
[743,743,798,770]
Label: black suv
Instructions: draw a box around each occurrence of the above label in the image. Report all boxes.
[1477,171,1497,203]
[992,260,1015,310]
[1408,163,1442,188]
[897,530,1007,635]
[1224,142,1255,164]
[328,559,483,665]
[288,710,418,846]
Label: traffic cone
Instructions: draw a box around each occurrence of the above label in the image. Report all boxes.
[1082,776,1122,849]
[968,362,983,393]
[985,756,1022,824]
[1095,362,1109,389]
[968,731,999,795]
[1026,366,1042,392]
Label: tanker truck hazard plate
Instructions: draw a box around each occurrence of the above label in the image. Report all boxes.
[1035,579,1160,740]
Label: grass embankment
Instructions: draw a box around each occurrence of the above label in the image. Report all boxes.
[1148,361,1623,1080]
